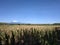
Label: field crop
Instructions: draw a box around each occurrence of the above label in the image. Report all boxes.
[0,25,60,45]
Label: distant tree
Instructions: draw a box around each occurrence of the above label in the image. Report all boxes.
[53,23,60,25]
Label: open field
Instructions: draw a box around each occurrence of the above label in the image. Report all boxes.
[0,25,60,31]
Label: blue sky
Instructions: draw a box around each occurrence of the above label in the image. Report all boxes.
[0,0,60,24]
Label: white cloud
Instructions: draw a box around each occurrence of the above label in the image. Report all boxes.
[12,20,18,22]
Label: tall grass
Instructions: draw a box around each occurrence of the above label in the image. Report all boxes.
[0,27,60,45]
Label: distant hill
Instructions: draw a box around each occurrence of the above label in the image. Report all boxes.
[0,22,60,25]
[0,22,28,25]
[0,22,8,25]
[53,23,60,25]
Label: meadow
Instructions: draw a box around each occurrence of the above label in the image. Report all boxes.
[0,24,60,45]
